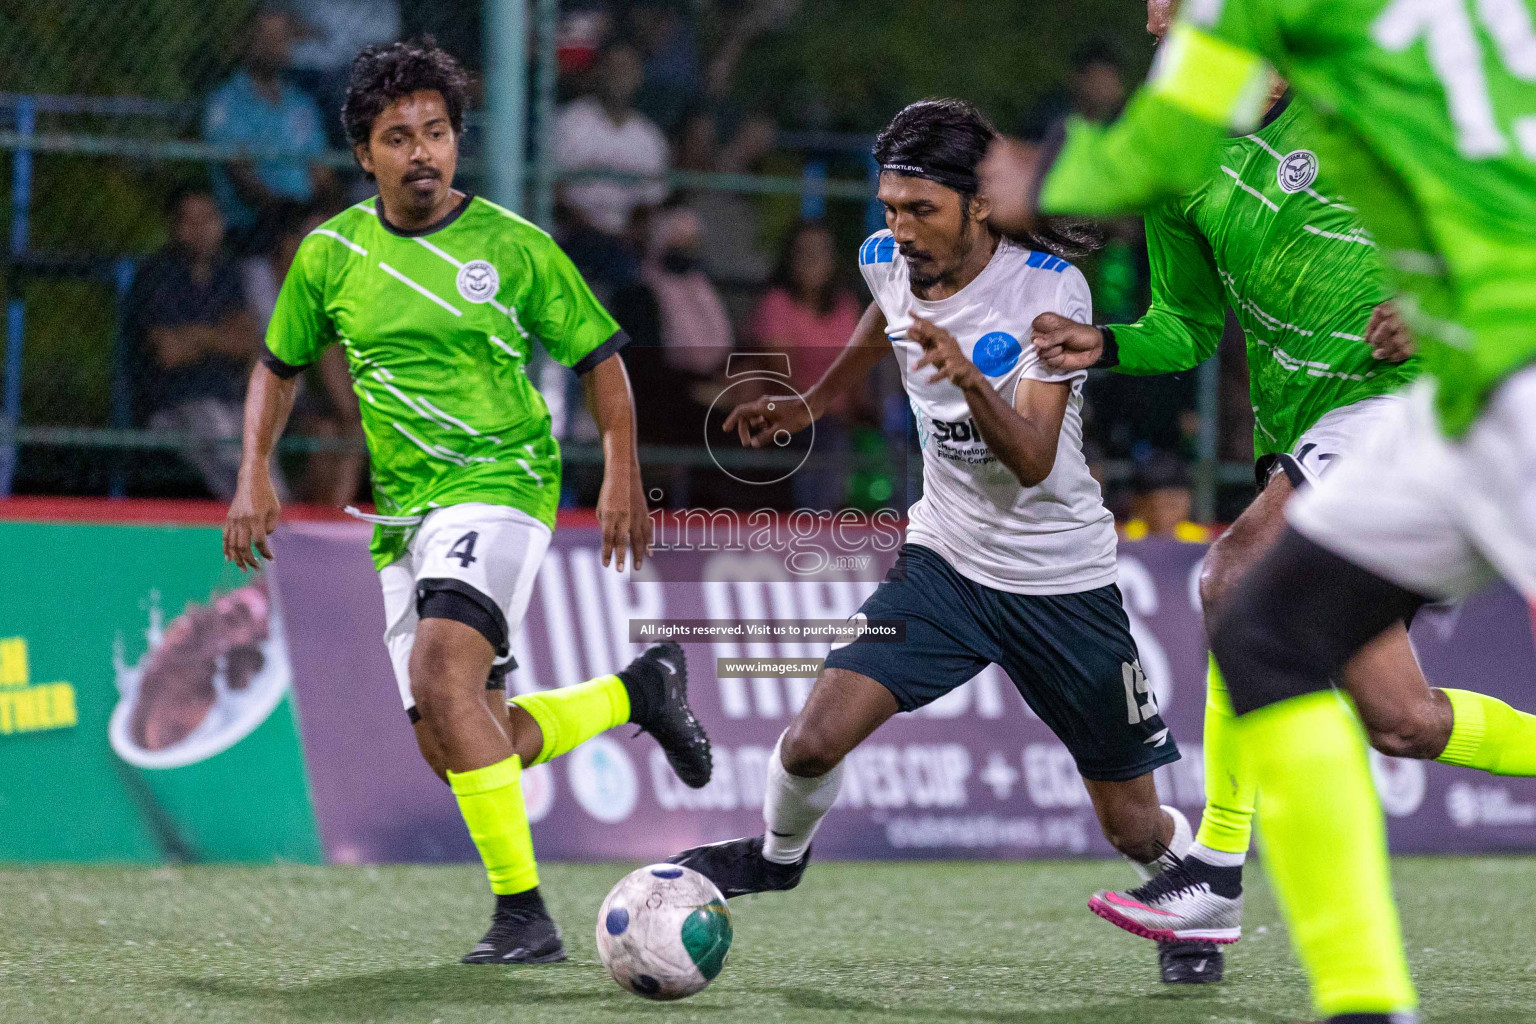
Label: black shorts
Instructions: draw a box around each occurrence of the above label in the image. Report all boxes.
[823,544,1179,782]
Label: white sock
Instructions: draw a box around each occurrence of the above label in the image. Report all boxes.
[1126,804,1194,880]
[761,731,843,865]
[1187,841,1245,868]
[1159,804,1194,865]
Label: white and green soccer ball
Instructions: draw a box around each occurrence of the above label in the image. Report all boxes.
[596,863,733,1000]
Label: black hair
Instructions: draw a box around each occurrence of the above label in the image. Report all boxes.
[872,98,1102,261]
[341,37,471,156]
[770,220,847,317]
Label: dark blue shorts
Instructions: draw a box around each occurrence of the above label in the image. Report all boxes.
[824,544,1179,782]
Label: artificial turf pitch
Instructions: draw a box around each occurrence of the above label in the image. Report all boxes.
[3,858,1532,1024]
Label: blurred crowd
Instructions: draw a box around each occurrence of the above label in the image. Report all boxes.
[119,0,1234,538]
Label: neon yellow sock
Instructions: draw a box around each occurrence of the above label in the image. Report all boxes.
[448,756,539,895]
[510,674,630,766]
[1241,691,1417,1018]
[1438,688,1536,776]
[1194,655,1257,855]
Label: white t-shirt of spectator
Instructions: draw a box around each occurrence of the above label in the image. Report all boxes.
[554,96,669,235]
[858,230,1118,595]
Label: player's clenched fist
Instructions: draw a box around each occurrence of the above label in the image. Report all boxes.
[1031,312,1103,372]
[1364,301,1415,363]
[909,316,984,391]
[978,136,1041,237]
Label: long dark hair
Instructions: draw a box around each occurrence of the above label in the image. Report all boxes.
[872,98,1101,260]
[769,220,847,317]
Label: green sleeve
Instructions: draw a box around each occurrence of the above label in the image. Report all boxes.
[1111,202,1226,376]
[1039,1,1278,218]
[264,236,336,371]
[523,235,625,374]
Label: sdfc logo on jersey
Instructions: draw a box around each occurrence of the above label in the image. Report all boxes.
[1277,149,1319,194]
[456,259,500,303]
[972,331,1022,376]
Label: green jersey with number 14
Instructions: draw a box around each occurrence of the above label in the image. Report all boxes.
[264,194,626,569]
[1040,0,1536,437]
[1112,96,1419,458]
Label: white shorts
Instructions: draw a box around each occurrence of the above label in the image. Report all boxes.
[379,503,552,712]
[1262,393,1405,488]
[1288,366,1536,602]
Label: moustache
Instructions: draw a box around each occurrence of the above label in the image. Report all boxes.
[899,246,932,263]
[404,168,441,183]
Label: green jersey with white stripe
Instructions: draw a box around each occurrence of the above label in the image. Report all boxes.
[264,194,624,569]
[1039,0,1536,437]
[1111,96,1419,458]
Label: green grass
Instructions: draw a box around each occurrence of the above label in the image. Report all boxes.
[2,858,1534,1023]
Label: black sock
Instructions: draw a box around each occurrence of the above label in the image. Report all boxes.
[496,887,547,917]
[618,661,659,725]
[1183,852,1244,899]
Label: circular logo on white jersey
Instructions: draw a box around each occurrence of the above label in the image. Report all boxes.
[1277,149,1319,194]
[973,331,1022,377]
[455,259,500,303]
[567,735,639,823]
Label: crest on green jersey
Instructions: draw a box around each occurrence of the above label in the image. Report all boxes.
[456,259,500,303]
[1277,149,1319,193]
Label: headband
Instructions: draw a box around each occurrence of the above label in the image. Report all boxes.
[880,161,978,195]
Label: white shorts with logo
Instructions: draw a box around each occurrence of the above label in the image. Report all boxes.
[1263,393,1406,488]
[379,503,551,711]
[1288,367,1536,602]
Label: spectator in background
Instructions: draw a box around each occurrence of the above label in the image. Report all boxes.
[625,1,704,132]
[204,7,337,252]
[554,41,669,239]
[751,221,864,508]
[124,187,281,501]
[1120,450,1210,542]
[242,204,365,505]
[288,0,403,145]
[675,106,777,291]
[614,205,733,502]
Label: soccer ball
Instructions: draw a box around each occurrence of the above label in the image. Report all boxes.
[596,863,733,1000]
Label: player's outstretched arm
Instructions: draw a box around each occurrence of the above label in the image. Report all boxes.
[981,20,1272,234]
[582,353,652,572]
[223,362,298,570]
[723,301,890,448]
[910,316,1069,487]
[1039,203,1227,376]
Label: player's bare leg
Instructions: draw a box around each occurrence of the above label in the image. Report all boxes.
[409,617,566,964]
[1098,464,1536,982]
[670,668,898,897]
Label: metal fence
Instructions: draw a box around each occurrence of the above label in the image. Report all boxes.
[0,0,1245,515]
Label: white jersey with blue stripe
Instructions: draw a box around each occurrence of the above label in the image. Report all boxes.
[858,230,1117,595]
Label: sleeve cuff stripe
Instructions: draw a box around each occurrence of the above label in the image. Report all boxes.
[261,349,310,379]
[571,328,631,376]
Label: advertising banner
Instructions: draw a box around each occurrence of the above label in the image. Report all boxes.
[274,518,1536,865]
[0,519,322,863]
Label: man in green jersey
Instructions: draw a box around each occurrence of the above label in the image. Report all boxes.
[1028,0,1536,989]
[978,0,1536,1020]
[222,39,713,965]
